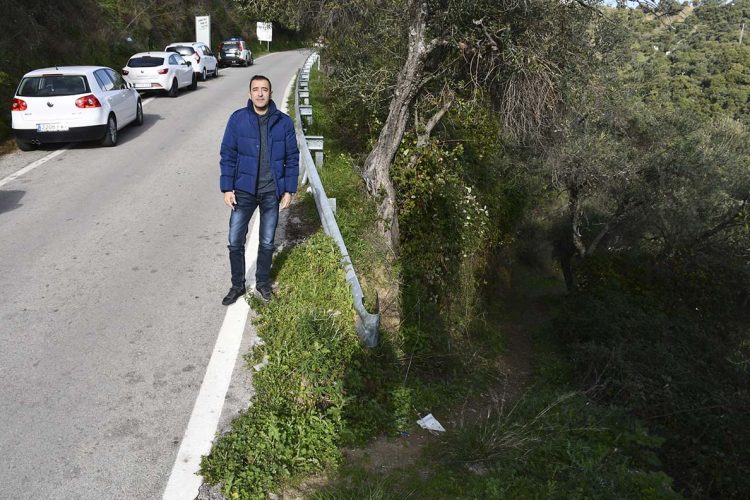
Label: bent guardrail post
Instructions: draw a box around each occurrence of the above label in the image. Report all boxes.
[293,53,380,347]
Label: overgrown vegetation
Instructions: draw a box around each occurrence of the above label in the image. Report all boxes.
[286,1,748,498]
[315,321,680,499]
[201,1,749,497]
[200,230,400,498]
[556,256,750,497]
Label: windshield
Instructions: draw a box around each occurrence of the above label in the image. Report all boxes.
[167,46,195,57]
[127,56,166,68]
[17,75,90,97]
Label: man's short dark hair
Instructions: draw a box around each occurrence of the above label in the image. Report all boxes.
[249,75,272,91]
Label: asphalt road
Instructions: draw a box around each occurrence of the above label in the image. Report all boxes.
[0,49,311,499]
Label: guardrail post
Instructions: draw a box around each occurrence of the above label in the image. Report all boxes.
[299,105,313,127]
[299,90,310,105]
[306,135,324,168]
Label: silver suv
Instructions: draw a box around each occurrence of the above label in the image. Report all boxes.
[218,38,253,67]
[164,42,219,81]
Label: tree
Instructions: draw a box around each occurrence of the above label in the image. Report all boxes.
[268,0,613,254]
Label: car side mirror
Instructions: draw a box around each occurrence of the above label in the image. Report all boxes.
[185,61,192,66]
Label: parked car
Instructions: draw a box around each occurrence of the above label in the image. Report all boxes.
[218,38,253,67]
[164,42,218,81]
[11,66,143,151]
[123,51,197,97]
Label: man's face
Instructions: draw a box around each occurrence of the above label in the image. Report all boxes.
[249,79,272,112]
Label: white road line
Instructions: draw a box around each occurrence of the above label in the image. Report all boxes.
[0,96,155,189]
[163,73,298,499]
[0,148,69,188]
[163,213,260,500]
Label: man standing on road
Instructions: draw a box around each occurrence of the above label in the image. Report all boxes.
[219,74,299,305]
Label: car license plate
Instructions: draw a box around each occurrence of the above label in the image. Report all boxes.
[134,83,151,88]
[37,123,69,132]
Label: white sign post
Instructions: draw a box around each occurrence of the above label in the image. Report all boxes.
[257,22,272,51]
[195,15,211,46]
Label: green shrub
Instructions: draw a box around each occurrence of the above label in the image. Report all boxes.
[555,256,750,498]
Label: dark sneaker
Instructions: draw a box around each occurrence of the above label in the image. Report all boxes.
[222,286,246,306]
[255,283,273,302]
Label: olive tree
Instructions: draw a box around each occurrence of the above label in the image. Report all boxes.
[240,0,612,254]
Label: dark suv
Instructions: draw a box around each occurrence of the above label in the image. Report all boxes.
[218,38,253,67]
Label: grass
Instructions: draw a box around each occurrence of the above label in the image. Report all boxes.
[200,232,365,498]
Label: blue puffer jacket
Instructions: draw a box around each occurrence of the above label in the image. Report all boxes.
[219,99,299,197]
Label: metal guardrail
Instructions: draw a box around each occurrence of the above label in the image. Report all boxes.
[294,52,380,348]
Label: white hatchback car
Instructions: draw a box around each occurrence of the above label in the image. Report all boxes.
[11,66,143,151]
[123,51,196,97]
[164,42,218,81]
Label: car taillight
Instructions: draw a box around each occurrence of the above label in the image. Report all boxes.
[122,69,129,75]
[75,94,101,108]
[158,68,168,74]
[11,98,27,111]
[194,53,201,64]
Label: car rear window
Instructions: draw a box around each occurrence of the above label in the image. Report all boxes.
[223,42,239,49]
[17,75,90,97]
[127,56,166,68]
[167,46,195,57]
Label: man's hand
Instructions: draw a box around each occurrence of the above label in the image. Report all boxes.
[280,192,293,209]
[224,191,237,210]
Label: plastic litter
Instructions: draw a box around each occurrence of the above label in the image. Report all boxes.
[416,413,446,432]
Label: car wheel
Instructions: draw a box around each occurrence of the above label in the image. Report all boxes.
[134,99,144,126]
[101,114,117,147]
[189,73,198,90]
[15,138,37,151]
[168,78,179,97]
[213,65,219,77]
[201,68,207,81]
[249,56,254,66]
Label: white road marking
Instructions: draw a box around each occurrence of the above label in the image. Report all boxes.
[0,96,155,189]
[163,213,260,500]
[162,73,298,499]
[0,148,69,189]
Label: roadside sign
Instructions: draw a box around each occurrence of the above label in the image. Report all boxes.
[195,16,210,46]
[257,22,272,42]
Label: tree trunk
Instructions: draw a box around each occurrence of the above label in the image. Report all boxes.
[569,183,587,258]
[362,0,429,255]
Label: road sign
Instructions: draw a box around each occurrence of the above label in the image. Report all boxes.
[257,22,272,42]
[195,16,210,46]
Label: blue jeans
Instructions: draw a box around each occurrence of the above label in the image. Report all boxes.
[228,189,279,289]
